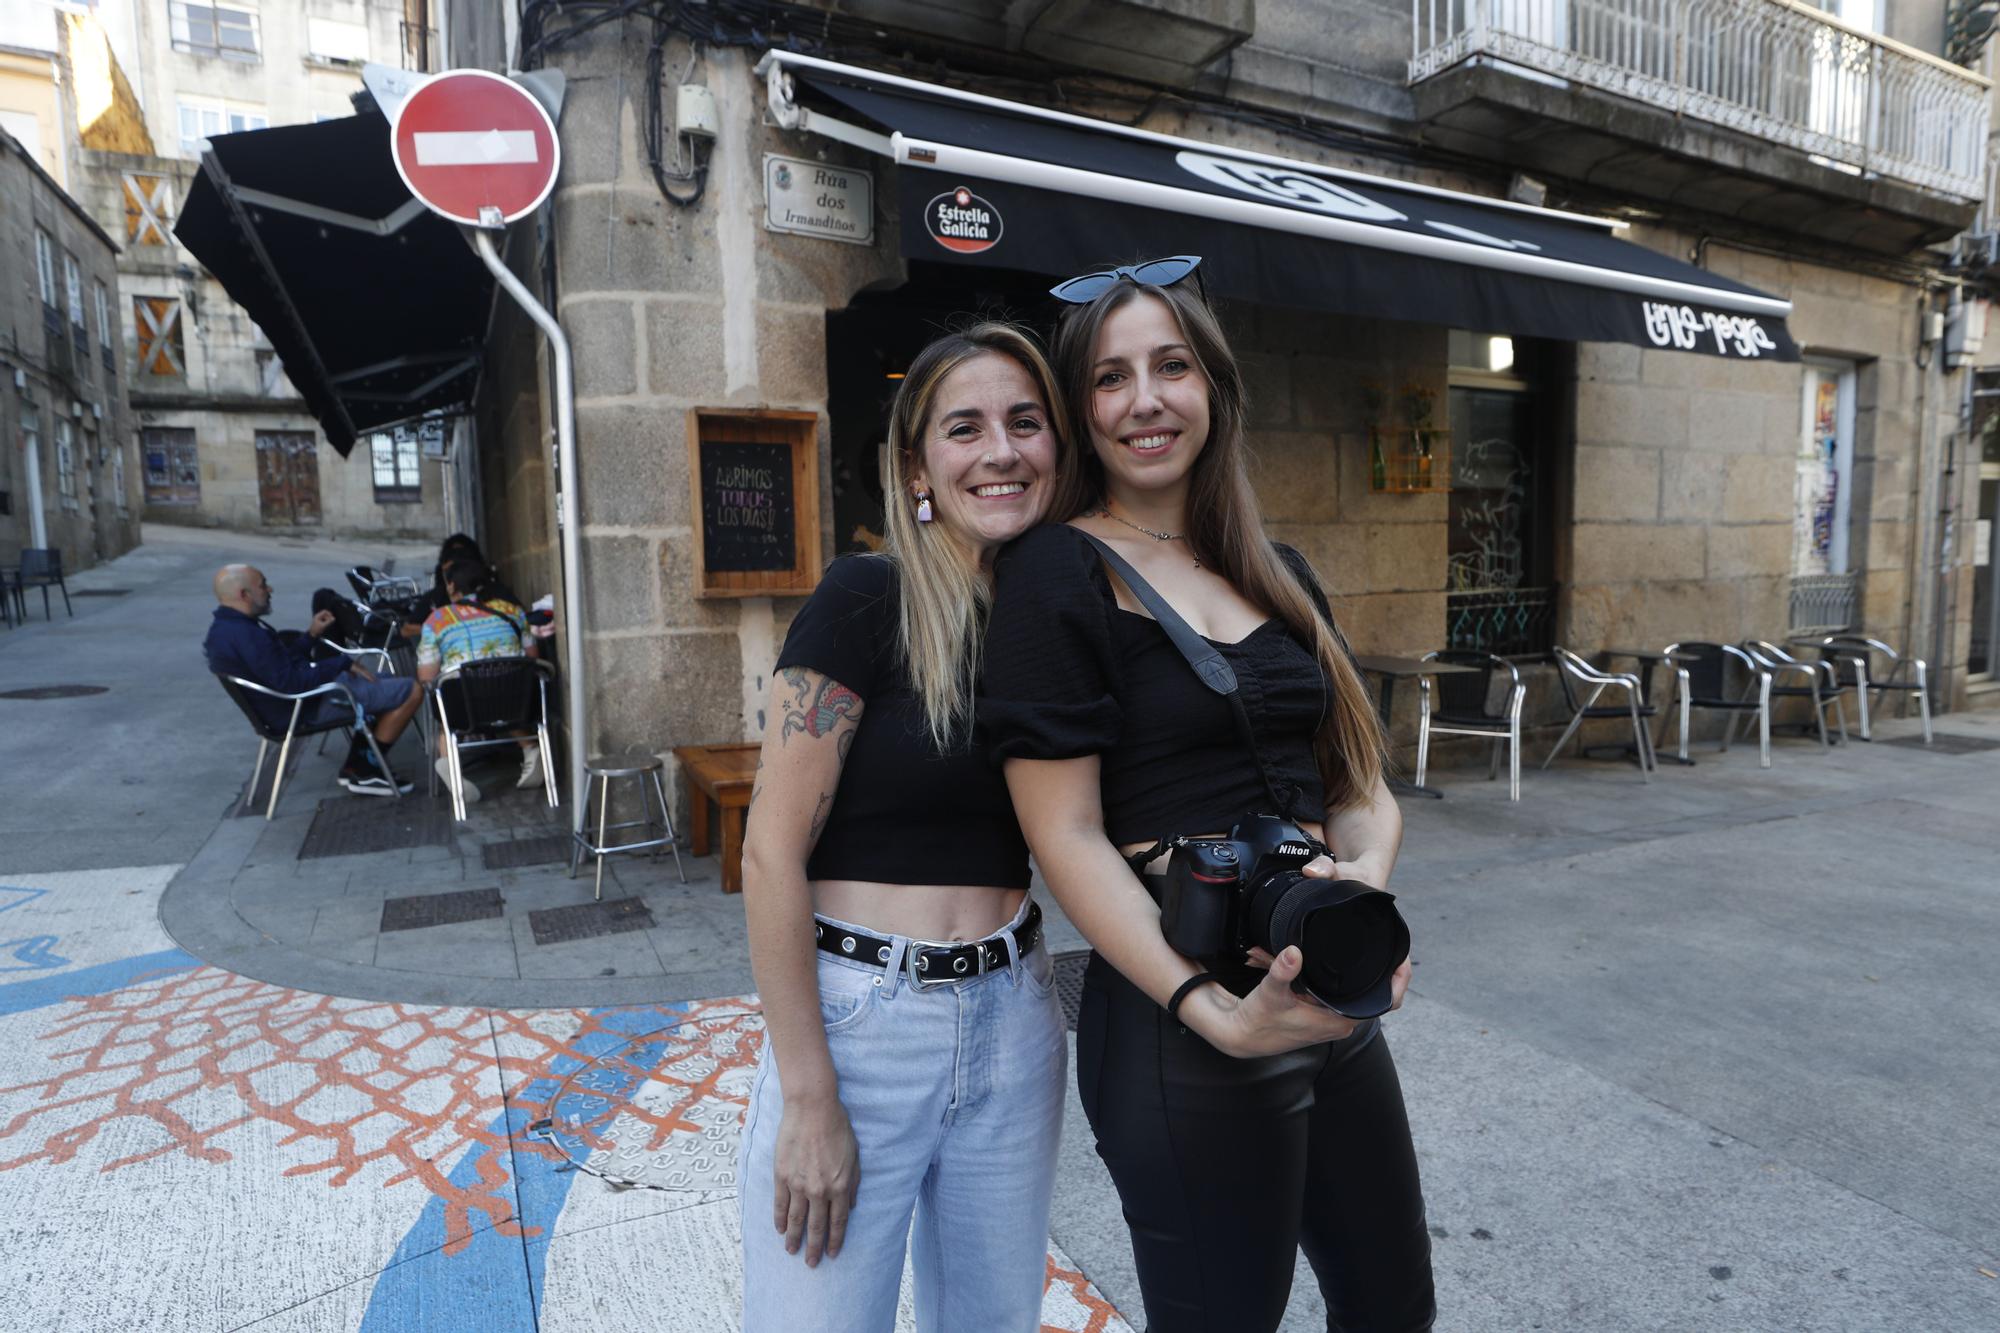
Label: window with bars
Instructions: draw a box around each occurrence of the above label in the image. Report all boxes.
[369,431,423,503]
[135,297,186,377]
[95,281,114,372]
[56,418,76,510]
[34,229,57,310]
[122,173,173,244]
[170,1,260,61]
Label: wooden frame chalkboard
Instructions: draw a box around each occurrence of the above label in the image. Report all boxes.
[687,408,822,598]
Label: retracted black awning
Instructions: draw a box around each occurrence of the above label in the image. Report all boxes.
[175,113,493,454]
[760,53,1798,362]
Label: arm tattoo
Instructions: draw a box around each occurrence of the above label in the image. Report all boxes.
[779,666,863,744]
[807,792,834,846]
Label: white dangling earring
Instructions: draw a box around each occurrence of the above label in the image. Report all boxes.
[915,490,934,523]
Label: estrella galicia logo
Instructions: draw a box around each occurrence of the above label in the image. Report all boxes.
[925,186,1003,254]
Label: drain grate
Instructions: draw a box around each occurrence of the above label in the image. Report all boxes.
[482,833,573,871]
[529,896,655,945]
[298,796,456,859]
[381,888,505,932]
[0,685,108,700]
[72,589,130,597]
[1884,732,2000,754]
[1053,950,1089,1032]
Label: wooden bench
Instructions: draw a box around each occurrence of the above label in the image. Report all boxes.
[671,741,760,894]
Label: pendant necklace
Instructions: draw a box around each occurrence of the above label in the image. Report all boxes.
[1093,506,1200,568]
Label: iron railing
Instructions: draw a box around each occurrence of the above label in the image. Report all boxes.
[1447,585,1556,657]
[1789,570,1858,633]
[1410,0,1990,199]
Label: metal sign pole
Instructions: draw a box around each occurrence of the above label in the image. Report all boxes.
[469,224,588,830]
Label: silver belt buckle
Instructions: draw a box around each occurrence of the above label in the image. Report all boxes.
[905,936,987,991]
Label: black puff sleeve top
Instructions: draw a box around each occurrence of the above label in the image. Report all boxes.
[982,524,1344,845]
[775,554,1031,890]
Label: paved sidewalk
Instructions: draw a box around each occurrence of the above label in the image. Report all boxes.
[4,530,2000,1331]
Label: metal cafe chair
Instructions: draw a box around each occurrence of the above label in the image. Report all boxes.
[16,548,72,619]
[432,658,559,822]
[1801,634,1933,745]
[1416,650,1527,801]
[1744,639,1848,748]
[1659,642,1774,768]
[1543,647,1657,782]
[214,669,398,819]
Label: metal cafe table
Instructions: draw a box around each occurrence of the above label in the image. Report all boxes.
[1352,654,1481,800]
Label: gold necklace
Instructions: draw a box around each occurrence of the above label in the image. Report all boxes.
[1092,507,1200,568]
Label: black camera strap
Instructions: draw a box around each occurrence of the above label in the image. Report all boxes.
[1077,532,1294,823]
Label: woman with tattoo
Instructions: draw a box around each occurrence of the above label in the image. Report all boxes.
[982,261,1435,1330]
[738,322,1068,1331]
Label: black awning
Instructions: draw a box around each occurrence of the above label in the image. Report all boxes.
[769,55,1798,362]
[175,113,493,454]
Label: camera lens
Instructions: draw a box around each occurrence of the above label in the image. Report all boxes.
[1253,875,1410,1018]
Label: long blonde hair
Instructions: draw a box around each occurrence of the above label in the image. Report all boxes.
[882,321,1067,751]
[1047,280,1385,810]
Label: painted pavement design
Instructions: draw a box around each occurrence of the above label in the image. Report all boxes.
[0,866,1129,1333]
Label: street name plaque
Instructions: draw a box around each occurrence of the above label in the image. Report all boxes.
[764,154,875,245]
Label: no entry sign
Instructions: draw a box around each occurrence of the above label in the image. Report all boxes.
[391,69,560,227]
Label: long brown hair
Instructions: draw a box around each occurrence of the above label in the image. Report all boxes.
[882,321,1067,751]
[1047,279,1384,810]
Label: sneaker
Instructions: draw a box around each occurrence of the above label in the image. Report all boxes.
[339,770,409,797]
[434,755,482,805]
[516,742,544,790]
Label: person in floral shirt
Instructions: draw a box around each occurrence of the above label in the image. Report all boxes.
[416,558,539,804]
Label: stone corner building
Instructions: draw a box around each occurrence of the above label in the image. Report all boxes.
[400,0,2000,799]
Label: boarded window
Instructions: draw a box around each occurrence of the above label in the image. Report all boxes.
[135,297,186,377]
[123,174,174,245]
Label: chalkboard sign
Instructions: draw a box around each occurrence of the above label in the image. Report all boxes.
[687,408,822,598]
[699,440,796,572]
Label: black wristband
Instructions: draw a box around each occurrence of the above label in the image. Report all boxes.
[1166,972,1219,1025]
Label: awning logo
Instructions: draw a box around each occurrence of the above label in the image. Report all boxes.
[926,186,1003,254]
[1176,150,1407,223]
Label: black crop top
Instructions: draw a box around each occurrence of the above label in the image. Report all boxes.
[774,555,1030,890]
[982,524,1348,846]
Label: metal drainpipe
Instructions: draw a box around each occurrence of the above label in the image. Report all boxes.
[469,226,588,830]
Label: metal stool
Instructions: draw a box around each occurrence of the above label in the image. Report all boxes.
[569,753,687,900]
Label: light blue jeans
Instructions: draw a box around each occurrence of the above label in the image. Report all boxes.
[739,896,1067,1332]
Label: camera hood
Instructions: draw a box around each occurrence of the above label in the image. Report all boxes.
[1278,879,1410,1019]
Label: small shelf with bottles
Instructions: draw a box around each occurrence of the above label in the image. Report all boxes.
[1368,426,1451,494]
[1363,378,1450,494]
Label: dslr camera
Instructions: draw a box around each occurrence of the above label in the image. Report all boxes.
[1157,813,1410,1018]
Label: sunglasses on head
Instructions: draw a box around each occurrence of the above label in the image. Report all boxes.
[1049,255,1204,304]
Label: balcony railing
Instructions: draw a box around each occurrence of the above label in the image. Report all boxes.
[1447,585,1557,657]
[1410,0,1991,200]
[1789,570,1858,633]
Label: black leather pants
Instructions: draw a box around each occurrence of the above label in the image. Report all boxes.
[1076,954,1436,1332]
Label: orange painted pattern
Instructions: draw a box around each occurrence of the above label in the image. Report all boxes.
[0,966,754,1254]
[1042,1252,1131,1333]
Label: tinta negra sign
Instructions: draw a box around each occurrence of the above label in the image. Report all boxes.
[925,186,1002,253]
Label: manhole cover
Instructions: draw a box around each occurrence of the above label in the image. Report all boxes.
[72,589,130,597]
[298,796,455,859]
[0,685,109,700]
[482,832,572,870]
[1053,950,1089,1032]
[528,896,654,945]
[1884,732,2000,754]
[380,887,505,932]
[533,1006,763,1191]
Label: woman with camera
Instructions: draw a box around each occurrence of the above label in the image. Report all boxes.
[739,322,1069,1331]
[984,259,1435,1331]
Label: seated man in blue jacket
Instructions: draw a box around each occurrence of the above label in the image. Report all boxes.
[204,563,423,796]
